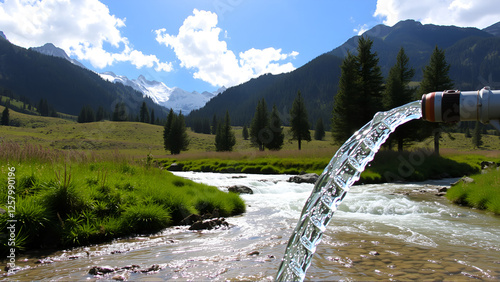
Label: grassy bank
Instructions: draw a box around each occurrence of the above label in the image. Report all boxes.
[158,148,480,184]
[0,143,245,254]
[446,169,500,215]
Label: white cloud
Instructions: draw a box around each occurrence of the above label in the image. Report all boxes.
[155,9,298,87]
[354,24,369,35]
[374,0,500,29]
[0,0,171,72]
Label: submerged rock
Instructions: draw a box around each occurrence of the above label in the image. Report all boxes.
[228,185,253,194]
[189,218,229,231]
[89,265,115,275]
[287,173,319,184]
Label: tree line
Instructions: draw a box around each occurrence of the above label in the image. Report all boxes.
[163,90,320,154]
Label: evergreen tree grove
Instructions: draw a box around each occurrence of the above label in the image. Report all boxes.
[289,90,311,150]
[77,105,95,123]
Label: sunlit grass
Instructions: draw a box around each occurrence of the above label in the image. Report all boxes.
[446,169,500,214]
[0,143,245,254]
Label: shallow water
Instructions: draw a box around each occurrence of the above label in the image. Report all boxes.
[2,172,500,281]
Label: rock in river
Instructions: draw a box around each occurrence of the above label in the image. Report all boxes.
[287,173,319,184]
[228,185,253,194]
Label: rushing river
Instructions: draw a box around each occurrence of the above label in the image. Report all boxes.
[3,172,500,281]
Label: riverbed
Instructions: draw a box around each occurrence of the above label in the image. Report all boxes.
[3,172,500,281]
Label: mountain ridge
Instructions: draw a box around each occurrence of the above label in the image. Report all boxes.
[27,41,223,114]
[0,38,169,119]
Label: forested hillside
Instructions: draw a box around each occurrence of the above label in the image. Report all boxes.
[0,39,168,119]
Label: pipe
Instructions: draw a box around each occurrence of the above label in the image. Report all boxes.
[421,86,500,131]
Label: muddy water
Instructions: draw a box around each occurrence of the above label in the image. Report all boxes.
[2,172,500,281]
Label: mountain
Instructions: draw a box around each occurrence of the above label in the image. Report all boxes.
[0,38,168,119]
[189,20,500,127]
[100,72,225,114]
[329,20,494,80]
[188,53,342,126]
[16,37,223,115]
[0,31,7,41]
[30,43,87,69]
[483,22,500,36]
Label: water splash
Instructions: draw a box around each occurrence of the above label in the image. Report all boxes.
[276,101,423,281]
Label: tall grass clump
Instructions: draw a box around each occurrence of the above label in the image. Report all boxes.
[446,169,500,214]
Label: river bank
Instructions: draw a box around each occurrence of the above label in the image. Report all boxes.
[159,149,481,184]
[0,143,245,256]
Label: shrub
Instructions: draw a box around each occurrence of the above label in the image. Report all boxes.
[120,204,172,234]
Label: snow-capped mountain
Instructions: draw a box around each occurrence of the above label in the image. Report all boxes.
[30,43,87,69]
[100,72,225,114]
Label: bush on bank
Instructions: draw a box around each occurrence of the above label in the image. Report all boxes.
[0,160,245,254]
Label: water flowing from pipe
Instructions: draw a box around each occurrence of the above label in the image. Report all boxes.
[276,100,423,281]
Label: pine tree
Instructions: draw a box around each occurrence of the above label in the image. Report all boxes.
[289,91,311,150]
[331,37,384,145]
[250,99,270,151]
[150,109,155,124]
[242,125,249,140]
[331,52,361,143]
[211,114,218,135]
[38,98,49,117]
[77,105,95,123]
[472,121,483,148]
[382,47,416,151]
[266,105,284,150]
[140,101,150,123]
[96,106,106,121]
[112,102,128,121]
[418,46,454,155]
[314,118,325,140]
[163,109,175,152]
[1,106,9,126]
[357,36,384,122]
[163,109,190,154]
[215,111,236,152]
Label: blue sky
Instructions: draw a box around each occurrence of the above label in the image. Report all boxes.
[1,0,500,92]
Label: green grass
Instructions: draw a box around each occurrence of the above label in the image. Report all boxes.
[446,169,500,214]
[0,144,245,254]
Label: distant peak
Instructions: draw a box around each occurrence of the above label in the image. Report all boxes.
[0,31,7,41]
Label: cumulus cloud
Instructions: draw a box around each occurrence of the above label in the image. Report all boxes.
[374,0,500,29]
[0,0,172,71]
[155,9,298,87]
